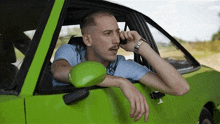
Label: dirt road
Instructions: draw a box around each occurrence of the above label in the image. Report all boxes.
[197,53,220,72]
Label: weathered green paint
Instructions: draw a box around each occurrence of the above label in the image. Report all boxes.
[0,95,25,123]
[19,0,65,97]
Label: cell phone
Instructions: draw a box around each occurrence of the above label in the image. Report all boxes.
[119,38,127,44]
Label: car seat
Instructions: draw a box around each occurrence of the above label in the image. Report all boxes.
[68,36,86,47]
[0,37,18,89]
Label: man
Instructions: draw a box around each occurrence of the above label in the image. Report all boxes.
[51,11,190,122]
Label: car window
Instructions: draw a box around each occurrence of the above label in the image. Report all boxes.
[0,29,34,89]
[146,23,193,73]
[50,22,133,63]
[0,1,46,90]
[50,25,81,63]
[36,20,134,94]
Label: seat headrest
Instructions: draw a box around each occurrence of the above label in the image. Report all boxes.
[68,36,86,48]
[0,38,16,63]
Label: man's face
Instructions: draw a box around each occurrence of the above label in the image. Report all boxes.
[89,15,120,62]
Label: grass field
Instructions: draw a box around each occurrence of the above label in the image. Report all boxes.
[181,41,219,59]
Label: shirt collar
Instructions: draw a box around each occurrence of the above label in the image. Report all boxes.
[80,47,118,76]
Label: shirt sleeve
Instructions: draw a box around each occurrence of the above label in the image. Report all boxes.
[53,44,78,67]
[114,55,150,81]
[52,44,78,86]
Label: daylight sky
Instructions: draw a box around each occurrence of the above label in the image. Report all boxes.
[109,0,220,41]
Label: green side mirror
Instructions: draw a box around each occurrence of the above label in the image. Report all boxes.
[68,61,107,88]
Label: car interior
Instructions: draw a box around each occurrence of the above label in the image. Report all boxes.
[0,0,200,96]
[0,28,31,90]
[36,5,199,94]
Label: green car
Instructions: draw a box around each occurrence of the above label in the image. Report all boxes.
[0,0,219,123]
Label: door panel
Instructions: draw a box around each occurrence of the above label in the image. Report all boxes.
[25,83,177,123]
[0,96,25,123]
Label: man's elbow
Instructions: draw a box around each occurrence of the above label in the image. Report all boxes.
[51,68,62,81]
[53,72,60,81]
[175,84,190,96]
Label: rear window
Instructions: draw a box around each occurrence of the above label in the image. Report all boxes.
[0,1,46,90]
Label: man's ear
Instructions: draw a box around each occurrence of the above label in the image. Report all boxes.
[82,34,92,46]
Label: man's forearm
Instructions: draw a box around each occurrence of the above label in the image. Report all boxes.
[97,75,124,88]
[97,74,149,122]
[51,60,72,83]
[138,42,189,94]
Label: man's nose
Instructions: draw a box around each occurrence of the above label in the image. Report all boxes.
[112,33,120,44]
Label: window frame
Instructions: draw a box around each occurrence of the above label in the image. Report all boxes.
[34,0,201,95]
[34,1,138,95]
[133,12,201,74]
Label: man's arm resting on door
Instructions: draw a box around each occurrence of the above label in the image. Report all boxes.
[138,41,190,96]
[51,59,149,122]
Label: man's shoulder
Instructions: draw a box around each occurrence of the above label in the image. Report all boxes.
[58,44,76,49]
[116,55,134,63]
[116,55,126,60]
[115,55,140,67]
[56,44,85,53]
[54,44,79,60]
[115,55,132,65]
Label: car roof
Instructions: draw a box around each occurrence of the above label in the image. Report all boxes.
[0,0,48,34]
[63,0,135,25]
[0,0,139,33]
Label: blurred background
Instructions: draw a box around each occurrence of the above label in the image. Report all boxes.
[110,0,220,71]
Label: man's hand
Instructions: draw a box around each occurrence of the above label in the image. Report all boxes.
[97,75,149,122]
[119,78,149,122]
[119,31,142,52]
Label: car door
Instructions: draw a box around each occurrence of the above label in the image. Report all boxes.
[22,0,180,123]
[0,96,25,123]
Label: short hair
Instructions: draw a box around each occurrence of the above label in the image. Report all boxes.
[80,10,115,35]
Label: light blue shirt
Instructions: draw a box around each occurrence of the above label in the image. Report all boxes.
[52,44,150,86]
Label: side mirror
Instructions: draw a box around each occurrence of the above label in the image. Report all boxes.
[63,61,106,105]
[68,61,107,88]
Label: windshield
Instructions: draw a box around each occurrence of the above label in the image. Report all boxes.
[146,23,194,74]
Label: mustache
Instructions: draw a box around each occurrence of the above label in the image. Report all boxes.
[109,45,119,50]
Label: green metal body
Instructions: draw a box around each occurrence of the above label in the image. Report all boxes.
[19,0,65,97]
[0,0,219,123]
[0,96,25,123]
[1,66,219,123]
[69,61,107,88]
[24,66,220,124]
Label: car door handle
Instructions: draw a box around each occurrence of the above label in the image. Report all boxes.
[63,88,89,105]
[150,91,165,99]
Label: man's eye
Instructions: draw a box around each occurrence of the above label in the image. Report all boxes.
[105,32,111,36]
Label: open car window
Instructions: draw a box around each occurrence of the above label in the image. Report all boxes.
[36,9,135,95]
[50,22,132,63]
[39,23,132,92]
